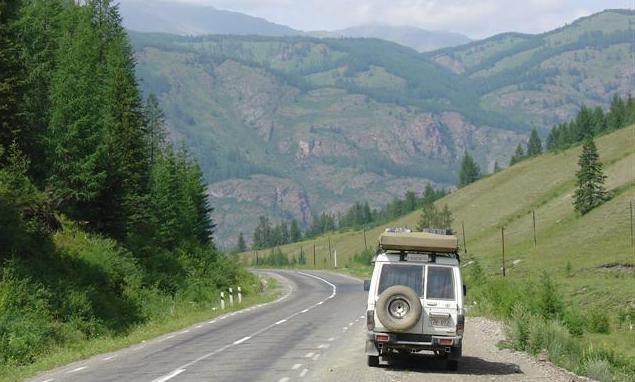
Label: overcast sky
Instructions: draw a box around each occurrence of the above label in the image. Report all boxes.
[159,0,633,38]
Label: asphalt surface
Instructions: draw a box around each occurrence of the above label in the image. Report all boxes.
[29,270,367,382]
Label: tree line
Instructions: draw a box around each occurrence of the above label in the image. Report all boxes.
[245,185,447,251]
[546,94,635,151]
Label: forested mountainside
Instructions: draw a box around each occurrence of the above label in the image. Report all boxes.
[131,9,633,248]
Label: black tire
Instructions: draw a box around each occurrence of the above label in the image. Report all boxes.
[367,355,379,367]
[375,285,422,331]
[447,359,458,371]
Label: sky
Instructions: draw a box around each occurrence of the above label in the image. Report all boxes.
[160,0,633,38]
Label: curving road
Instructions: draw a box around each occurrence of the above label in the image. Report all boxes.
[29,271,366,382]
[30,270,583,382]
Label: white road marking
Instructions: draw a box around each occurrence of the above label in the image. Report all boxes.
[328,337,335,342]
[360,315,365,319]
[300,368,309,377]
[279,378,290,382]
[102,355,116,361]
[42,379,54,382]
[275,319,287,325]
[196,325,203,328]
[208,320,216,324]
[292,363,302,370]
[318,344,330,349]
[348,322,354,326]
[152,368,186,382]
[233,336,251,345]
[316,301,323,305]
[67,366,88,374]
[313,354,321,361]
[301,309,309,313]
[305,352,314,358]
[343,327,348,331]
[166,335,175,339]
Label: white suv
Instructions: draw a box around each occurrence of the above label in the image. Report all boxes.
[363,230,465,370]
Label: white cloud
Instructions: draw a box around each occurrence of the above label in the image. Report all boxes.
[153,0,633,38]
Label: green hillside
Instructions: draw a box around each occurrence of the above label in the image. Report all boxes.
[241,125,635,319]
[131,9,633,248]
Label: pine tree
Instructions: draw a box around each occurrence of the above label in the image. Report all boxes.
[145,93,166,166]
[290,219,302,242]
[459,151,480,187]
[573,139,608,215]
[526,128,543,157]
[237,232,247,252]
[509,144,525,165]
[493,160,501,173]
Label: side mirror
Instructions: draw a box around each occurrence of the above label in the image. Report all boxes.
[363,280,371,291]
[463,285,467,297]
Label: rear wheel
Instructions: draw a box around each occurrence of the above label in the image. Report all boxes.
[367,355,380,367]
[447,359,458,371]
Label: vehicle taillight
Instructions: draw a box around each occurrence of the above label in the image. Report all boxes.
[456,314,465,336]
[367,309,375,330]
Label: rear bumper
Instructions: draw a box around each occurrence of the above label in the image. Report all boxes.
[365,331,462,355]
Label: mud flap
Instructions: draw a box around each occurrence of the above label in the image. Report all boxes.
[448,345,462,361]
[365,340,379,356]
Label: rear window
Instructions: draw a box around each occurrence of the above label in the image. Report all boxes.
[377,264,424,296]
[426,266,455,300]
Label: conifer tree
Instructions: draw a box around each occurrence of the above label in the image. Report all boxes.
[526,128,543,157]
[237,232,247,252]
[290,219,302,242]
[573,139,608,214]
[459,151,480,187]
[510,144,525,165]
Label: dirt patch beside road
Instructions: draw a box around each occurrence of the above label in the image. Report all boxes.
[307,317,591,381]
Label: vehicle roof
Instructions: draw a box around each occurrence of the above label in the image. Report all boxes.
[378,231,458,253]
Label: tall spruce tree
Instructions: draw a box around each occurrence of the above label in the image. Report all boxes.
[236,232,247,252]
[526,128,543,157]
[290,219,302,242]
[573,139,608,214]
[459,151,480,187]
[510,144,526,165]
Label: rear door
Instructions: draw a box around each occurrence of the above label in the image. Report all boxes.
[422,265,458,335]
[373,263,425,334]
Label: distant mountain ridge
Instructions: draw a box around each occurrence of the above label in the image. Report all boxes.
[310,25,471,52]
[118,0,301,36]
[118,1,471,52]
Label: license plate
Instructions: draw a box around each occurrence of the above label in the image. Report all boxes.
[430,317,451,327]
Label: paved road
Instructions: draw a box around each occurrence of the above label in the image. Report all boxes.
[30,270,583,382]
[29,270,367,382]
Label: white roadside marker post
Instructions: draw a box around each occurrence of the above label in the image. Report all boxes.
[334,249,338,268]
[237,286,242,304]
[220,291,225,310]
[229,287,234,307]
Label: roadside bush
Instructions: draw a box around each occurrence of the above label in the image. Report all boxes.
[562,308,587,336]
[536,272,564,320]
[582,359,612,382]
[353,248,375,265]
[588,310,611,334]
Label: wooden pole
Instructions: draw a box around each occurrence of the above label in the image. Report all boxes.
[630,200,634,248]
[363,228,368,250]
[461,221,467,255]
[328,237,332,266]
[313,242,316,267]
[300,246,304,265]
[532,210,537,248]
[501,226,506,277]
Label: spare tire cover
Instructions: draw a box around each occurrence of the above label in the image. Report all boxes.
[376,285,422,332]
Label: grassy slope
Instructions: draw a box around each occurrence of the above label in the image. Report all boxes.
[241,126,635,351]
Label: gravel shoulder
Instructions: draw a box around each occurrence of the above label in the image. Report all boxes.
[307,316,590,382]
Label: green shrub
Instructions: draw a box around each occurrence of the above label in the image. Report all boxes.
[563,308,587,336]
[537,272,564,320]
[588,310,611,334]
[582,359,612,382]
[353,248,375,265]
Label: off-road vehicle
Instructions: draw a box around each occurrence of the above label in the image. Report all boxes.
[364,229,465,370]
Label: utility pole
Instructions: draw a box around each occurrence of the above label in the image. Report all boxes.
[461,221,468,255]
[501,226,506,277]
[630,200,634,248]
[313,242,316,267]
[328,237,332,266]
[532,210,537,248]
[363,228,368,250]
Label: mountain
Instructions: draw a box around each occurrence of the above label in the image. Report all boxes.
[118,0,301,36]
[311,25,471,52]
[130,9,633,248]
[428,9,634,129]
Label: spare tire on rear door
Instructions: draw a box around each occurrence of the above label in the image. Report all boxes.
[376,285,422,331]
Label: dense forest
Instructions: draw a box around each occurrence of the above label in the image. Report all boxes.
[248,185,447,250]
[0,0,253,374]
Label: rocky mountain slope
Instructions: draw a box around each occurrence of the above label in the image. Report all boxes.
[131,9,633,248]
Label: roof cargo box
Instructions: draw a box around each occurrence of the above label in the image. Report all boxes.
[379,231,458,253]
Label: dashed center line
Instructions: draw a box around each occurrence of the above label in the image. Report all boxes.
[233,336,251,345]
[166,335,175,339]
[42,379,54,382]
[318,344,330,349]
[305,352,315,358]
[196,324,203,328]
[292,363,303,370]
[313,354,321,361]
[279,378,290,382]
[348,322,354,326]
[151,368,185,382]
[328,337,335,342]
[300,368,309,377]
[208,320,216,324]
[102,355,116,361]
